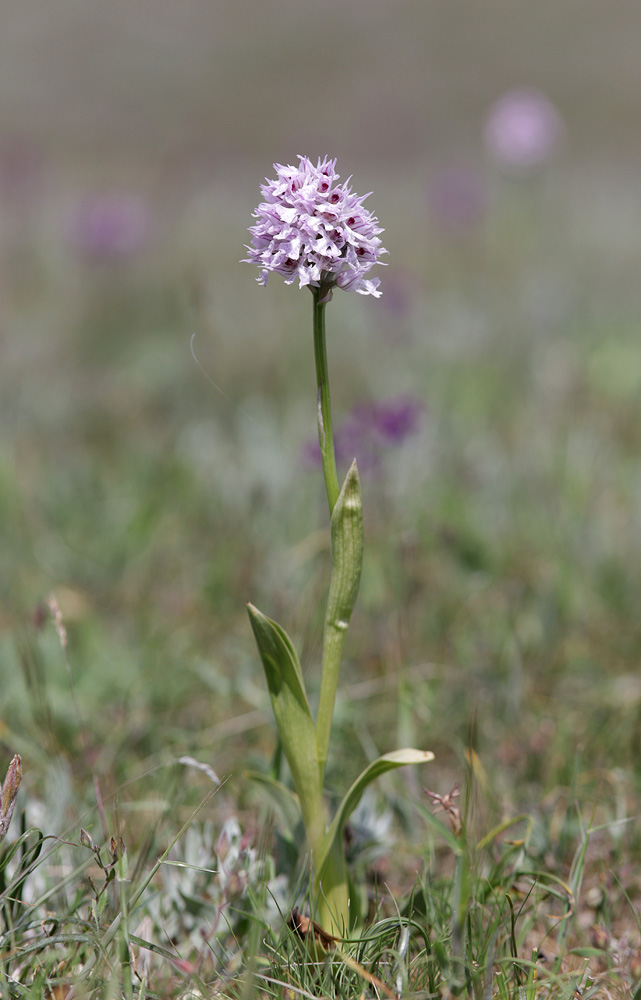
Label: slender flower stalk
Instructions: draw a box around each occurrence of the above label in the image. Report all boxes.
[315,457,363,783]
[243,157,432,936]
[312,288,339,514]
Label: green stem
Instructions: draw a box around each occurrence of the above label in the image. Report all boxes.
[118,851,133,1000]
[316,628,347,784]
[312,289,340,515]
[313,836,351,936]
[310,285,355,934]
[315,463,363,783]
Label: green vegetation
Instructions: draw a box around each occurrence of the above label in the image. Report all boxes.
[2,161,641,996]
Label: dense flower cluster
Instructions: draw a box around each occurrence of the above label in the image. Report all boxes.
[244,156,387,298]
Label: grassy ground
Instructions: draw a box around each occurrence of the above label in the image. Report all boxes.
[2,4,641,996]
[2,175,641,995]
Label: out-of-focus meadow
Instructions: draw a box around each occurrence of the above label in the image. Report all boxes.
[2,0,641,990]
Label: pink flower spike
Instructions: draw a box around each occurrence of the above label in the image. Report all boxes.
[243,156,387,298]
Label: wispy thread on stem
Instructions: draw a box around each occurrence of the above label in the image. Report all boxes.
[190,333,260,429]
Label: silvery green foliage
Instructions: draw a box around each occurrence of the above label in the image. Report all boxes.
[244,155,387,297]
[346,789,393,865]
[150,817,265,951]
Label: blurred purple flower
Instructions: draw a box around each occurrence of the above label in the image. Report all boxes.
[428,165,487,234]
[67,193,152,260]
[244,155,387,299]
[365,397,424,445]
[302,396,424,476]
[484,88,564,171]
[377,268,418,319]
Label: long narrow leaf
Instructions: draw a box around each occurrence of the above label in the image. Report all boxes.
[316,748,434,881]
[414,800,463,855]
[247,604,323,841]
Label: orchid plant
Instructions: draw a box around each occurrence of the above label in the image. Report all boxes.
[243,156,433,937]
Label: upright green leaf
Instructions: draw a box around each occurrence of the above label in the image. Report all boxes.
[316,461,364,773]
[247,603,324,847]
[326,460,364,629]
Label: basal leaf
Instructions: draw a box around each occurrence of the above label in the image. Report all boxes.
[316,749,434,880]
[247,603,323,834]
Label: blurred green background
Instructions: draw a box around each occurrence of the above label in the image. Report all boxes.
[2,0,641,823]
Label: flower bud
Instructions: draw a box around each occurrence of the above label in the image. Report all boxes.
[79,828,95,851]
[0,755,22,839]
